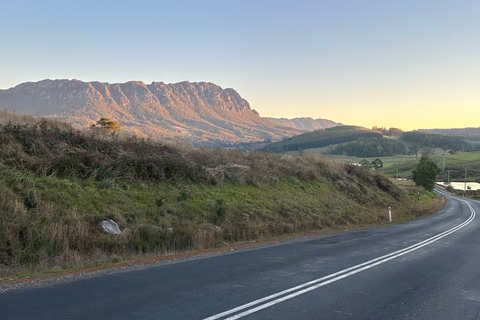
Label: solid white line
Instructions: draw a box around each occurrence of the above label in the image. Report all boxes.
[225,202,475,319]
[203,196,475,320]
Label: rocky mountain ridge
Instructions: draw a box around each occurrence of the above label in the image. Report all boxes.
[0,79,338,146]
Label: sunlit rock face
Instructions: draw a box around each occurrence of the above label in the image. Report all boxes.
[0,79,300,146]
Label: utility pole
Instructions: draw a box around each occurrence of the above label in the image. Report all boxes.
[447,170,450,185]
[464,167,468,197]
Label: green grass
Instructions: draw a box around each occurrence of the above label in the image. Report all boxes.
[0,162,443,278]
[385,152,480,181]
[0,115,447,278]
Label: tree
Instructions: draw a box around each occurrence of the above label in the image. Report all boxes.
[412,156,440,191]
[359,159,372,169]
[371,158,383,170]
[449,145,459,155]
[422,146,434,157]
[387,127,403,136]
[90,118,121,135]
[441,145,448,155]
[411,143,421,159]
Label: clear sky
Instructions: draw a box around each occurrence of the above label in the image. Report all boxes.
[1,0,479,130]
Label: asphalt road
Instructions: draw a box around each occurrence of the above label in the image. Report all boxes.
[1,189,480,319]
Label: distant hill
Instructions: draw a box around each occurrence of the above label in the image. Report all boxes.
[419,128,480,141]
[0,79,301,147]
[261,125,382,153]
[262,117,342,131]
[330,137,408,158]
[402,131,473,151]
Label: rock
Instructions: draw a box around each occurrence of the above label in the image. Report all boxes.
[210,224,223,232]
[335,180,347,191]
[100,219,122,234]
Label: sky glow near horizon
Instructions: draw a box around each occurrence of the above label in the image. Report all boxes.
[0,0,479,131]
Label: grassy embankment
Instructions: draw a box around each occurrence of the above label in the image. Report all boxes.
[0,111,444,278]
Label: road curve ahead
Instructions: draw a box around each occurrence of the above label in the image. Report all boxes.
[1,189,480,319]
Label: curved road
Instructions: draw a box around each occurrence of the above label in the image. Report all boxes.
[1,189,480,319]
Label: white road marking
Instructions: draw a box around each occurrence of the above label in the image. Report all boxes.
[203,193,475,320]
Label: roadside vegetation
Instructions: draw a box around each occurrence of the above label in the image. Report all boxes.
[0,111,444,278]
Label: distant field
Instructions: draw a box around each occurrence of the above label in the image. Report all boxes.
[318,152,480,182]
[321,154,415,167]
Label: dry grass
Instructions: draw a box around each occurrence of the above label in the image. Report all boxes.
[0,110,444,278]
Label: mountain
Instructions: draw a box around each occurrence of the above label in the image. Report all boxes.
[0,79,300,146]
[263,117,342,131]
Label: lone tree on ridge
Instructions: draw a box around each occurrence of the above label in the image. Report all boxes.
[90,118,121,135]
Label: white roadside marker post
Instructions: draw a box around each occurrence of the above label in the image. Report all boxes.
[388,206,392,222]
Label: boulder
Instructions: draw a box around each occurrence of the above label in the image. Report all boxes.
[100,219,122,234]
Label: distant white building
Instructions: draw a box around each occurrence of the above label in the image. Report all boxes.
[436,182,480,191]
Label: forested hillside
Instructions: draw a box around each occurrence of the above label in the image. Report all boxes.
[261,126,382,153]
[402,131,472,151]
[260,124,477,157]
[330,137,408,157]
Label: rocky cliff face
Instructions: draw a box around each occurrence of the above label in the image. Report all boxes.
[263,117,342,131]
[0,79,299,146]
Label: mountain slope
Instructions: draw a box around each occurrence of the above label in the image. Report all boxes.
[0,79,300,146]
[263,117,342,131]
